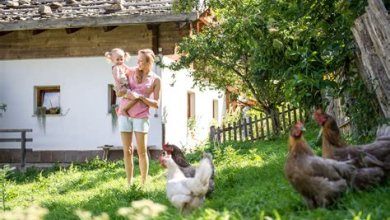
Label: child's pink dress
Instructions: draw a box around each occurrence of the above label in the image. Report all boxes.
[112,65,130,93]
[117,67,159,118]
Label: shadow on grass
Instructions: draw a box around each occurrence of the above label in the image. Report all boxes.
[8,159,179,220]
[205,130,390,220]
[9,158,162,185]
[208,161,305,218]
[8,164,64,184]
[41,185,168,220]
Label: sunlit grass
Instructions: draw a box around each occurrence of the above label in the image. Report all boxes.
[4,121,390,219]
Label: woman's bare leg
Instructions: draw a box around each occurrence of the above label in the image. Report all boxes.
[121,132,134,185]
[135,132,148,185]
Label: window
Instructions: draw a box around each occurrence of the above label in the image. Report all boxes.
[34,86,60,115]
[212,99,219,120]
[187,92,195,118]
[108,84,117,113]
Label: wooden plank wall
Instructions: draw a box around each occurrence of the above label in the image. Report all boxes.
[0,22,190,59]
[159,22,191,55]
[352,0,390,118]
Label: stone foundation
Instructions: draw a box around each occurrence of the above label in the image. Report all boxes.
[0,148,163,164]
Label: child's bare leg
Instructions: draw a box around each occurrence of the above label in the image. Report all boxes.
[121,100,137,117]
[121,103,131,117]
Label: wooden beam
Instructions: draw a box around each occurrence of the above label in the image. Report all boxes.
[32,29,46,35]
[0,129,32,132]
[0,138,33,142]
[65,28,82,34]
[175,22,187,29]
[0,31,12,36]
[103,26,117,32]
[0,12,199,31]
[147,24,160,55]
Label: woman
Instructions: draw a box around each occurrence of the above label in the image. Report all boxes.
[116,49,160,185]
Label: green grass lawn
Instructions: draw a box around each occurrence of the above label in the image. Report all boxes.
[3,122,390,220]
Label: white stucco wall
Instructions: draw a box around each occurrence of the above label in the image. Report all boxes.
[160,56,226,148]
[0,56,225,151]
[0,57,161,150]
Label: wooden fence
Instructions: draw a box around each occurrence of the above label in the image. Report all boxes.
[0,129,33,168]
[209,106,305,145]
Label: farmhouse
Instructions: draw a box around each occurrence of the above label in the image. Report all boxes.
[0,0,226,163]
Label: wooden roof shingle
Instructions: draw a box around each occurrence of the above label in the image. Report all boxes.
[0,0,201,31]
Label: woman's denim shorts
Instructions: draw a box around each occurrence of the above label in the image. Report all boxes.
[118,115,149,133]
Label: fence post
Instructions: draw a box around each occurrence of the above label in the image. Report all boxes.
[248,117,254,140]
[227,123,232,141]
[299,108,304,121]
[216,127,222,144]
[209,126,216,146]
[233,122,237,141]
[287,104,292,128]
[272,111,282,134]
[293,108,297,123]
[265,114,271,138]
[281,105,286,131]
[238,120,243,141]
[222,124,226,143]
[21,131,26,168]
[260,115,265,139]
[254,115,259,140]
[243,118,248,141]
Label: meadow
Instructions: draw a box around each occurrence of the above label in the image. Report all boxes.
[3,122,390,220]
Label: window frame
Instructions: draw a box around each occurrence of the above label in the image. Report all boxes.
[187,92,195,119]
[108,84,117,114]
[34,85,61,115]
[212,99,219,120]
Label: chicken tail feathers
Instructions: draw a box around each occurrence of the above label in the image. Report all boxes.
[195,157,213,186]
[202,152,213,161]
[202,152,215,177]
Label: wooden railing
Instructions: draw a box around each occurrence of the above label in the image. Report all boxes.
[0,129,33,168]
[209,106,305,145]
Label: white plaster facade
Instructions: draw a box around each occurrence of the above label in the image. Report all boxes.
[0,56,225,151]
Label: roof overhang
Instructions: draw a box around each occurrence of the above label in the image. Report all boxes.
[0,12,199,31]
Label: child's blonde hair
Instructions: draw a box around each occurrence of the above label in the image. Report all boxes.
[104,48,130,64]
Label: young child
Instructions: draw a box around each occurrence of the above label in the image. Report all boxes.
[105,48,136,117]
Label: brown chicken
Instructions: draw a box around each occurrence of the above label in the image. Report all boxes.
[162,143,215,196]
[285,122,357,208]
[314,110,390,169]
[314,110,388,189]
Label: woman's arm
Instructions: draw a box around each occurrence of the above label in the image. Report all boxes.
[139,77,161,109]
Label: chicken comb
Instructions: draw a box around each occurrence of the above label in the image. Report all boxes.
[313,109,323,117]
[295,120,304,126]
[163,143,173,152]
[295,121,305,130]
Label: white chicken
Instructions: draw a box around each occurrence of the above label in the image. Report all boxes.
[159,153,213,213]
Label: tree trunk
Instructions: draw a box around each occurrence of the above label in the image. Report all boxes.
[263,105,281,134]
[352,0,390,118]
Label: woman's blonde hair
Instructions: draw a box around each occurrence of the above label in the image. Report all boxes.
[138,49,155,67]
[104,48,130,64]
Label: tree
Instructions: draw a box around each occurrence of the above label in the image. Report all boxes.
[170,0,368,131]
[170,0,288,131]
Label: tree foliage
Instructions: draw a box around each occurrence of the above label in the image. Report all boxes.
[170,0,367,111]
[170,0,374,134]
